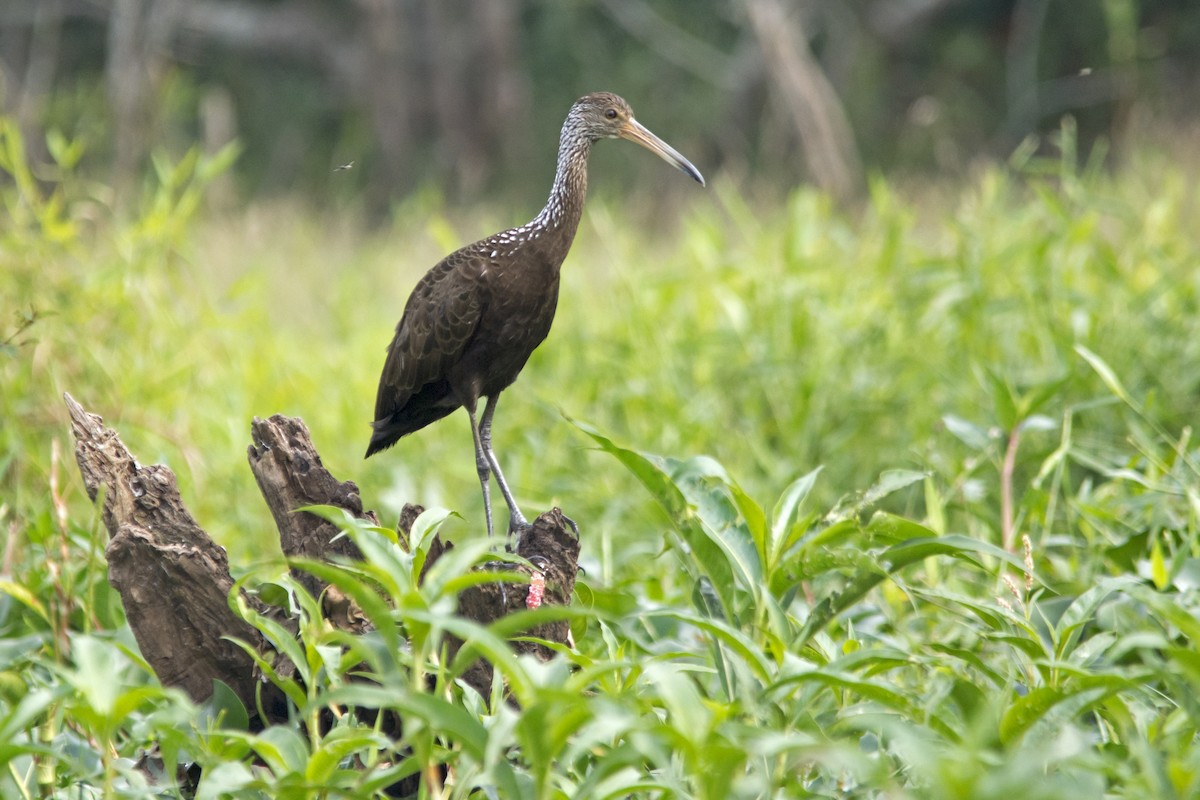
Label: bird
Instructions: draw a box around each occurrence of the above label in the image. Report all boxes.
[365,91,704,543]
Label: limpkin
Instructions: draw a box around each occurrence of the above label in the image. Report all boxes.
[366,91,704,542]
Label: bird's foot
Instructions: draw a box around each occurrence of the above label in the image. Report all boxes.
[562,513,581,540]
[506,514,532,553]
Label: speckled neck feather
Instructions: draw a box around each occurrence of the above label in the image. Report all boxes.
[533,107,593,233]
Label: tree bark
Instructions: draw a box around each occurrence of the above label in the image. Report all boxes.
[64,393,579,731]
[65,393,268,708]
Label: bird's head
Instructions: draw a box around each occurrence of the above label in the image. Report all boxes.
[569,91,705,186]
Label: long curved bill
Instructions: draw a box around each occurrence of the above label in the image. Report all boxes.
[620,118,706,187]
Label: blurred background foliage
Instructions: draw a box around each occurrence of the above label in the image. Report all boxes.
[1,0,1197,211]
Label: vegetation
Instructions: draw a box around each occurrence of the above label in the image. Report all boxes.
[2,116,1200,797]
[7,0,1200,205]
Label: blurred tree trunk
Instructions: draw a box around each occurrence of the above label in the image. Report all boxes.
[472,0,530,191]
[429,0,476,194]
[355,0,419,210]
[428,0,529,199]
[0,0,64,168]
[1004,0,1049,146]
[743,0,862,203]
[105,0,179,197]
[200,85,238,210]
[15,0,61,155]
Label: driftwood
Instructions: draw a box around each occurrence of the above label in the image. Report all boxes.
[64,393,580,790]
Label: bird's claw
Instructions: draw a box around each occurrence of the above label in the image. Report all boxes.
[504,512,579,551]
[506,516,532,553]
[562,513,581,540]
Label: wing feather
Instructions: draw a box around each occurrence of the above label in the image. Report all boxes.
[373,249,488,422]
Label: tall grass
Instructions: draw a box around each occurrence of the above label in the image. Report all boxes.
[2,117,1199,797]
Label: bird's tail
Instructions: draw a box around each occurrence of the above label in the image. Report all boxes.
[364,419,402,458]
[364,404,458,459]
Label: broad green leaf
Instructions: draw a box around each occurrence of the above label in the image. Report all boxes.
[289,557,402,658]
[419,537,503,600]
[195,761,256,800]
[323,684,490,761]
[574,421,738,616]
[985,368,1019,430]
[0,688,58,756]
[1056,576,1141,657]
[866,512,938,545]
[943,414,991,450]
[860,469,929,510]
[645,610,773,682]
[799,535,1035,646]
[1130,587,1200,643]
[773,668,957,742]
[882,534,1034,576]
[199,679,249,731]
[999,676,1134,743]
[252,724,310,775]
[642,661,711,744]
[439,614,535,702]
[306,725,391,784]
[728,477,768,568]
[0,580,49,623]
[230,581,310,686]
[665,454,764,591]
[770,467,823,558]
[408,506,456,577]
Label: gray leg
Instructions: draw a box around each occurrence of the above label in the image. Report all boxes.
[466,403,496,539]
[480,395,529,536]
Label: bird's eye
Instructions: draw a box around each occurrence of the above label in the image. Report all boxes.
[605,108,618,119]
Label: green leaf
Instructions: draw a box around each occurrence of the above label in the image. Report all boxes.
[439,614,534,702]
[798,535,1034,645]
[289,558,403,659]
[1149,535,1168,590]
[408,506,456,577]
[0,688,59,762]
[0,580,49,623]
[1056,576,1141,657]
[860,469,930,510]
[770,467,822,558]
[881,534,1033,575]
[573,421,738,617]
[195,761,256,800]
[199,679,249,731]
[645,610,773,682]
[943,414,991,451]
[866,512,939,545]
[999,676,1134,744]
[306,725,391,784]
[251,724,310,775]
[773,667,958,742]
[197,140,243,181]
[728,476,768,568]
[986,368,1020,430]
[323,684,490,761]
[642,661,711,743]
[1075,345,1135,407]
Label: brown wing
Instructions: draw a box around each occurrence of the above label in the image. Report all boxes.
[373,248,489,423]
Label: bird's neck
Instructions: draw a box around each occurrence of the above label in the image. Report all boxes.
[531,128,591,245]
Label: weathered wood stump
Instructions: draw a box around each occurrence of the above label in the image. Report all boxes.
[64,393,580,792]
